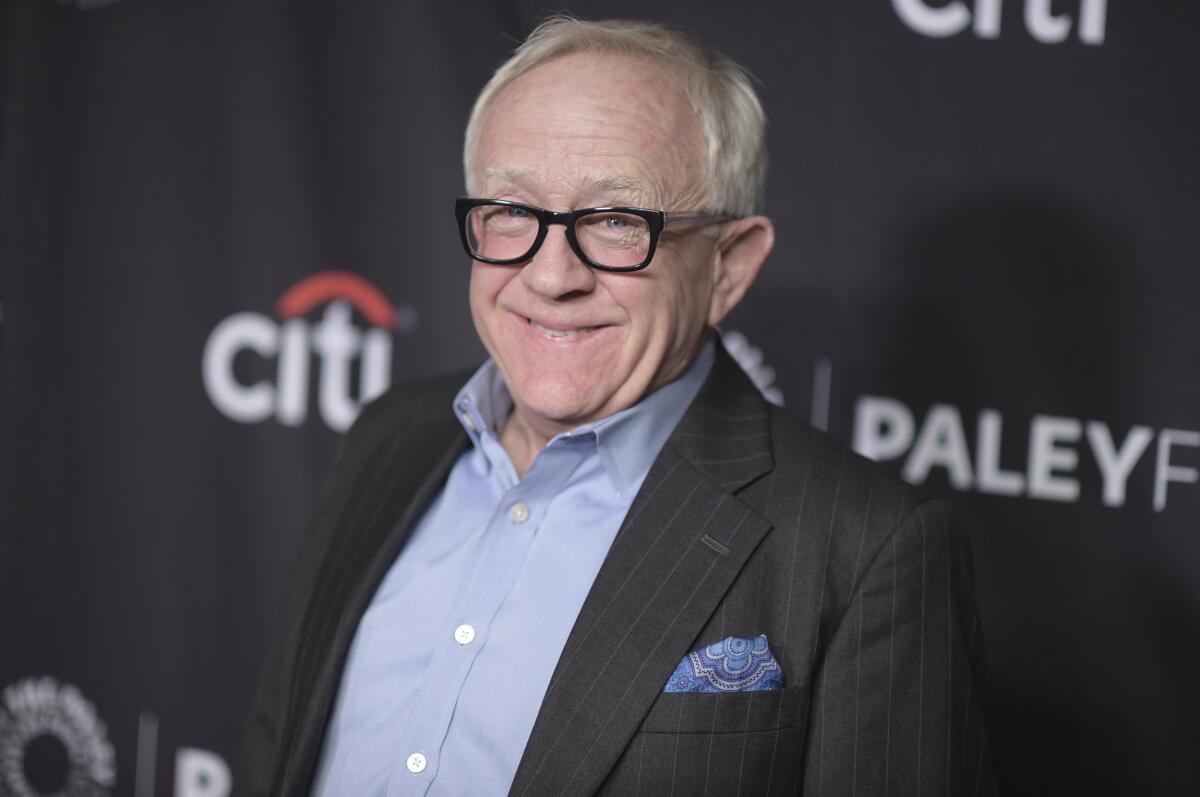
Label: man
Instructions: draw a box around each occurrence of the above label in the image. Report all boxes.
[240,17,994,796]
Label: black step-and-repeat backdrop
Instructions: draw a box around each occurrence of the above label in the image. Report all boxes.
[3,1,1197,794]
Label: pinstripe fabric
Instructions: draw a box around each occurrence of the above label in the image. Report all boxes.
[237,342,995,796]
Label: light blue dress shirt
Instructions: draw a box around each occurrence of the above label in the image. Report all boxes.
[311,340,715,797]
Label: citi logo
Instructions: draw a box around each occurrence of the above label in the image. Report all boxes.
[203,271,411,432]
[891,0,1107,45]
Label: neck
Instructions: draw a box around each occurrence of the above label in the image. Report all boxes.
[498,407,562,478]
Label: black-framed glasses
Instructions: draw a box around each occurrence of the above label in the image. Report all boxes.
[455,198,732,272]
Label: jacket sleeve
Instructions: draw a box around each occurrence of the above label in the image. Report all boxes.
[236,623,290,796]
[233,438,358,797]
[801,499,996,796]
[233,389,407,796]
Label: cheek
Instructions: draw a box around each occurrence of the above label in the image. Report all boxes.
[671,250,716,323]
[610,260,710,338]
[597,276,660,335]
[470,265,515,313]
[469,265,517,347]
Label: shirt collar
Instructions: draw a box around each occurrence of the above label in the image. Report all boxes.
[453,337,716,497]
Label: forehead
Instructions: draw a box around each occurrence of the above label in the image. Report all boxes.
[476,52,706,204]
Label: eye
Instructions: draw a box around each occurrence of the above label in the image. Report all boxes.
[602,215,628,227]
[506,206,529,218]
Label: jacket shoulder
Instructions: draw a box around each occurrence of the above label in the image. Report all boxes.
[765,402,923,516]
[752,403,931,609]
[310,367,472,547]
[343,367,474,446]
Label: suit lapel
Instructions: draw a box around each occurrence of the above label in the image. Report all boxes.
[510,342,776,796]
[277,408,467,794]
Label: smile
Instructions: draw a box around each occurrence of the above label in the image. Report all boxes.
[527,317,600,339]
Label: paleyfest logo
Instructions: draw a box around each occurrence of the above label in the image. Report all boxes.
[854,398,1199,513]
[204,271,413,432]
[731,344,1198,514]
[0,677,115,797]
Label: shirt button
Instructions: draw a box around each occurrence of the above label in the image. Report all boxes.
[508,501,530,523]
[460,412,476,431]
[454,624,476,645]
[406,752,427,774]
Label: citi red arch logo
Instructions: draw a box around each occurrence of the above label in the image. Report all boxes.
[203,271,407,431]
[277,270,397,328]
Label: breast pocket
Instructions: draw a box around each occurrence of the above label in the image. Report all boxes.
[640,684,806,734]
[600,687,810,796]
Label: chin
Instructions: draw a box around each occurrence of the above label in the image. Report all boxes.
[512,371,613,425]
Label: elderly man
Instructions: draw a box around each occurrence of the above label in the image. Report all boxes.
[240,17,994,796]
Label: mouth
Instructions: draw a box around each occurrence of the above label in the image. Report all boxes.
[527,317,601,339]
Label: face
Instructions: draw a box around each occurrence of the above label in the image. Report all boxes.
[468,53,741,435]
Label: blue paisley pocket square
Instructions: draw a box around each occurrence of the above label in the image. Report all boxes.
[663,634,784,693]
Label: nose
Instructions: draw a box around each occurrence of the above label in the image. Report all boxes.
[520,225,597,299]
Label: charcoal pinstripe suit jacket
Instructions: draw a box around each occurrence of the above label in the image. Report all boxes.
[239,341,996,795]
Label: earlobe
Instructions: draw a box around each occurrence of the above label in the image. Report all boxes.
[707,216,775,326]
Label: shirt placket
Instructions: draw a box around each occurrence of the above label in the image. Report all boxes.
[386,439,588,796]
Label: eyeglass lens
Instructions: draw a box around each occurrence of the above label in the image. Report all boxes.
[464,205,652,268]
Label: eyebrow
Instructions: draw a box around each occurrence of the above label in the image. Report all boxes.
[483,166,528,184]
[591,175,646,194]
[482,168,650,201]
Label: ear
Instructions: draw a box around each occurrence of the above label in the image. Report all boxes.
[707,215,775,326]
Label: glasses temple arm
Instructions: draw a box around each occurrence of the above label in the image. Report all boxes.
[663,211,736,228]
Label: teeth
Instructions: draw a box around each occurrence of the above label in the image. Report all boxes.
[530,319,595,338]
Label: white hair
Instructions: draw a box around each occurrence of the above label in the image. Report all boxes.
[463,17,768,216]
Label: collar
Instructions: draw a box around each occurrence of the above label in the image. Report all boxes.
[453,337,716,498]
